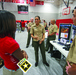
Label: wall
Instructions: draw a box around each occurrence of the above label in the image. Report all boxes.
[58,1,76,19]
[0,1,59,24]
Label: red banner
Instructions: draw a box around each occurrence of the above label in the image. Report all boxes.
[18,11,28,14]
[26,0,44,5]
[36,1,44,5]
[26,0,30,4]
[2,0,24,3]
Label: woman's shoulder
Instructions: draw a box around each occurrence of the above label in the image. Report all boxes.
[4,36,17,45]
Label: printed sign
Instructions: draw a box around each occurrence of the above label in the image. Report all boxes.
[17,58,32,73]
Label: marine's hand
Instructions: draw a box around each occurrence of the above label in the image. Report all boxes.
[66,61,71,74]
[39,39,44,44]
[28,27,31,30]
[34,36,39,41]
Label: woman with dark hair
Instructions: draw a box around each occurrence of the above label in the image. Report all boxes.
[30,16,49,67]
[0,10,28,75]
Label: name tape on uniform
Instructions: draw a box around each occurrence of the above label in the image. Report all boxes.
[17,58,32,73]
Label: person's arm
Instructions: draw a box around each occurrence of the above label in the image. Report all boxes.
[67,63,76,75]
[44,23,46,28]
[28,27,31,30]
[31,34,39,41]
[48,32,56,36]
[44,25,46,28]
[48,30,49,36]
[12,48,28,60]
[39,26,45,44]
[39,33,45,44]
[27,23,31,31]
[41,33,45,41]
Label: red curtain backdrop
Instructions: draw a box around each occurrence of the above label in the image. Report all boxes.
[56,19,73,28]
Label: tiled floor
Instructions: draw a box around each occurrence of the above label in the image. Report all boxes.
[0,30,66,75]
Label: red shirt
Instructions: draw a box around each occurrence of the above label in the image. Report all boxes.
[0,36,19,70]
[21,22,25,27]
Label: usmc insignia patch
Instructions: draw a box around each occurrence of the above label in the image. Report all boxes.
[17,58,32,73]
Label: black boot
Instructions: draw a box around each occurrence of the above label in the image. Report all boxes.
[48,51,51,53]
[45,48,48,51]
[43,62,49,67]
[35,62,38,67]
[26,46,29,48]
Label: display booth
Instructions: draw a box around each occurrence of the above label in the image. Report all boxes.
[56,19,73,28]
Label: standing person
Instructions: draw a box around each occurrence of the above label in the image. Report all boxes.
[49,22,50,26]
[43,20,47,30]
[30,16,49,67]
[26,18,34,48]
[17,22,21,33]
[21,20,25,31]
[45,19,58,53]
[20,20,22,31]
[25,21,29,31]
[63,6,76,75]
[0,10,28,75]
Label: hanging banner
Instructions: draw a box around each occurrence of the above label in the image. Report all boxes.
[3,0,24,3]
[30,0,36,6]
[26,0,44,5]
[62,7,70,15]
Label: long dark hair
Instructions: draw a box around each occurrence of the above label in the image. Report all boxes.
[0,10,16,38]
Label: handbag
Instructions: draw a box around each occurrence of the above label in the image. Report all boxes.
[51,50,61,59]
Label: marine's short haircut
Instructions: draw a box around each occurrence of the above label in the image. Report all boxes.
[35,16,40,20]
[44,20,45,22]
[51,19,56,23]
[0,10,16,38]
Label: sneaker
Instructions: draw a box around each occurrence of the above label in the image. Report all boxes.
[35,62,38,67]
[43,62,49,67]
